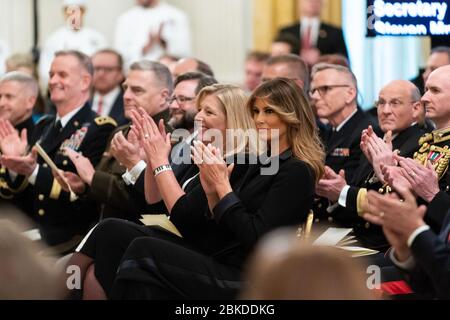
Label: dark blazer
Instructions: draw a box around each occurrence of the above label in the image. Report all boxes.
[108,90,128,127]
[278,22,348,58]
[403,208,450,299]
[339,124,424,249]
[0,103,116,245]
[170,150,315,268]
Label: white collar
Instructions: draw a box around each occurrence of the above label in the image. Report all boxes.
[56,105,84,128]
[335,108,358,132]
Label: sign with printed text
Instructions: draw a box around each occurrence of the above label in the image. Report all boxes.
[367,0,450,36]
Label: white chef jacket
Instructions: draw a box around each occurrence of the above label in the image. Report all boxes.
[0,39,10,75]
[114,2,192,70]
[39,26,108,86]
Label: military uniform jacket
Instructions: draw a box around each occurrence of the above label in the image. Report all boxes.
[415,126,450,231]
[323,109,378,183]
[1,103,116,245]
[86,109,170,222]
[338,124,424,249]
[314,109,377,224]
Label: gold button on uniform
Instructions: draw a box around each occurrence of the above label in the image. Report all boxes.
[63,160,68,166]
[38,194,45,201]
[318,203,323,209]
[365,222,370,229]
[43,163,48,168]
[446,186,449,192]
[38,209,45,216]
[328,217,333,223]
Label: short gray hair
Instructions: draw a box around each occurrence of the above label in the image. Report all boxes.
[130,60,173,94]
[311,63,358,89]
[54,50,94,76]
[0,71,39,97]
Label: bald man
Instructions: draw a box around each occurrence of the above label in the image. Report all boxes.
[316,80,425,250]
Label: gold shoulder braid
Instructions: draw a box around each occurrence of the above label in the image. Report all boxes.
[95,116,117,127]
[379,128,450,194]
[414,127,450,180]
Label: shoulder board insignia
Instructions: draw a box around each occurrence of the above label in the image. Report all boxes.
[432,126,450,144]
[95,116,117,127]
[418,133,433,147]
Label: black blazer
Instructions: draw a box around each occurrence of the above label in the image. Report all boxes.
[278,22,348,58]
[170,150,315,268]
[404,208,450,299]
[108,90,128,127]
[337,125,424,249]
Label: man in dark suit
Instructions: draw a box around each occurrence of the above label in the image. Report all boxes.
[91,49,127,126]
[363,185,450,299]
[316,80,424,249]
[0,50,116,247]
[277,0,348,66]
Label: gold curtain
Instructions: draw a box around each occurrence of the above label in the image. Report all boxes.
[253,0,342,52]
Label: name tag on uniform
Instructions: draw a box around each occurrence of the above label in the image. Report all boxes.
[331,148,350,157]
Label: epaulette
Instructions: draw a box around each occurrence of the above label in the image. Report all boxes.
[95,116,117,127]
[418,132,433,147]
[432,126,450,144]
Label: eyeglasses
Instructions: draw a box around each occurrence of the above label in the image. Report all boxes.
[94,66,121,73]
[375,99,409,109]
[167,95,196,105]
[309,85,350,98]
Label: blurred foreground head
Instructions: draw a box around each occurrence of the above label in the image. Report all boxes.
[0,219,66,300]
[241,228,377,300]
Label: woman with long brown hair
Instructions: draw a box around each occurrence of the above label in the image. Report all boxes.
[109,78,325,299]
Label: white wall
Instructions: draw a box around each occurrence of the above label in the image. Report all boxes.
[0,0,251,84]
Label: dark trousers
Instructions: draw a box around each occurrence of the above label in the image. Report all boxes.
[110,236,243,300]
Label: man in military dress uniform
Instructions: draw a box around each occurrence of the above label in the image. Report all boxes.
[0,50,116,248]
[316,80,424,250]
[60,61,174,223]
[309,63,378,224]
[370,66,450,234]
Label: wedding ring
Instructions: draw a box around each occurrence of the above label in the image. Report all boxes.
[379,212,385,218]
[144,134,150,139]
[410,172,416,177]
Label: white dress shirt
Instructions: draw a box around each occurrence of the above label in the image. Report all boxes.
[114,3,192,70]
[92,86,121,117]
[0,38,10,75]
[39,26,108,86]
[300,17,321,48]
